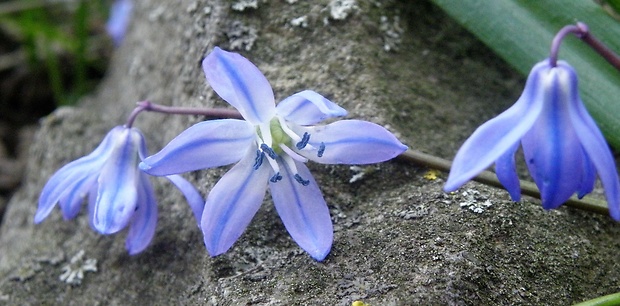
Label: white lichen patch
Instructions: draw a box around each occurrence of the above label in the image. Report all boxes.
[226,21,258,51]
[459,189,493,213]
[290,15,309,28]
[59,250,97,285]
[286,0,298,3]
[329,0,359,20]
[379,15,403,52]
[349,166,377,183]
[232,0,259,11]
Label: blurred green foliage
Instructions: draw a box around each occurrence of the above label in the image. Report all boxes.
[0,0,112,107]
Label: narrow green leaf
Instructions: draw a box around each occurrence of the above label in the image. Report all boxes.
[430,0,620,148]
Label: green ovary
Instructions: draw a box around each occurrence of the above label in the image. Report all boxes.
[267,118,293,154]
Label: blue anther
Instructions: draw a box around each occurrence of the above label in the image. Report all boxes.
[317,142,326,158]
[296,132,311,150]
[260,143,278,159]
[294,174,310,186]
[253,150,264,170]
[270,172,283,183]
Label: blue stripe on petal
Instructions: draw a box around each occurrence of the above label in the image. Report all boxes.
[521,66,583,210]
[270,160,332,261]
[294,120,407,165]
[140,119,255,176]
[35,126,120,223]
[58,174,98,220]
[201,150,271,256]
[494,142,521,201]
[125,172,158,255]
[444,61,549,193]
[276,90,348,125]
[560,60,620,220]
[202,47,276,124]
[93,128,140,234]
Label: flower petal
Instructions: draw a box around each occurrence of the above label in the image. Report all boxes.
[35,126,120,223]
[560,61,620,220]
[276,90,347,125]
[125,172,158,255]
[58,174,98,220]
[140,119,255,176]
[202,47,276,124]
[166,175,204,227]
[294,120,407,164]
[92,128,141,234]
[270,160,333,261]
[106,0,133,46]
[577,148,596,199]
[444,61,549,192]
[521,65,584,210]
[494,142,521,201]
[201,150,271,256]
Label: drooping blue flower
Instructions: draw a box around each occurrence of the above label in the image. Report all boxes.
[140,47,407,261]
[106,0,133,46]
[444,59,620,220]
[36,126,204,254]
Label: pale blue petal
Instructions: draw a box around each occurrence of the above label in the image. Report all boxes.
[560,61,620,220]
[58,174,98,220]
[35,126,120,223]
[126,172,158,255]
[166,175,204,227]
[270,160,332,261]
[140,119,255,176]
[494,142,521,201]
[93,128,141,234]
[201,150,271,256]
[444,61,549,193]
[106,0,132,46]
[577,148,596,199]
[276,90,347,125]
[521,64,585,210]
[294,120,407,164]
[202,47,276,124]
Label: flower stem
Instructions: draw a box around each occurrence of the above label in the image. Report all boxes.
[396,149,610,216]
[124,100,243,128]
[550,22,620,71]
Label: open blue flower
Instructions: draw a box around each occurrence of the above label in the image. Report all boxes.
[140,47,407,260]
[36,126,204,254]
[444,59,620,220]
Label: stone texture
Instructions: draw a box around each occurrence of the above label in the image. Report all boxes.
[1,0,619,305]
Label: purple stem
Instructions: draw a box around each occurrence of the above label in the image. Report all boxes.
[125,100,243,128]
[550,22,620,71]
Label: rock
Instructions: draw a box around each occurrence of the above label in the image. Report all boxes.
[1,0,619,305]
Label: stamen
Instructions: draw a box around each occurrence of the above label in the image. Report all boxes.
[279,144,308,163]
[281,155,310,186]
[270,172,283,183]
[277,116,303,144]
[260,144,278,159]
[317,142,326,157]
[253,150,264,170]
[258,123,273,147]
[294,174,310,186]
[296,132,310,150]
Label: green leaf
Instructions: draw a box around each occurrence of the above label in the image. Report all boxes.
[429,0,620,148]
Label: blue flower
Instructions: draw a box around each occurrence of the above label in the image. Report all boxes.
[444,59,620,220]
[140,47,407,261]
[106,0,133,46]
[36,126,204,254]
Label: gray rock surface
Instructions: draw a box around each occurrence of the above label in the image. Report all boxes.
[1,0,619,305]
